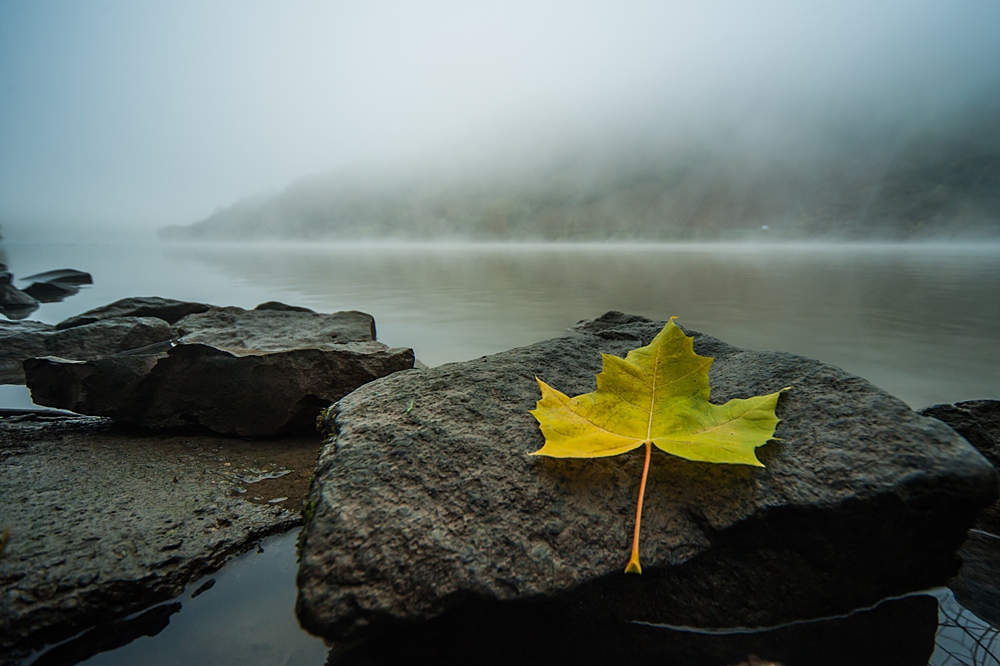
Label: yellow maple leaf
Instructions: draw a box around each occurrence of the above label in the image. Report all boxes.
[530,318,786,574]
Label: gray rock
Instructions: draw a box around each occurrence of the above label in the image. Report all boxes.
[173,305,376,349]
[27,341,414,437]
[254,301,316,313]
[569,310,653,334]
[919,400,1000,630]
[948,530,1000,631]
[0,317,172,384]
[20,269,92,304]
[20,268,93,286]
[0,266,39,320]
[295,315,998,642]
[55,296,212,330]
[0,413,319,659]
[25,304,413,436]
[22,280,80,303]
[920,400,1000,535]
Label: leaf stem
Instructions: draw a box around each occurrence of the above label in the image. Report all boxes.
[625,441,652,574]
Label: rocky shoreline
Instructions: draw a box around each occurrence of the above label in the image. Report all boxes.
[1,305,999,664]
[0,296,413,659]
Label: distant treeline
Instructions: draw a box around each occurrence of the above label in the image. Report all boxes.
[161,100,1000,242]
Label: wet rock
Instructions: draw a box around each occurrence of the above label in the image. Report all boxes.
[22,281,80,303]
[0,316,172,384]
[0,413,319,659]
[20,268,93,286]
[20,269,92,304]
[25,305,413,436]
[922,401,1000,629]
[919,399,1000,535]
[0,266,39,320]
[948,530,1000,630]
[296,314,998,642]
[55,296,212,330]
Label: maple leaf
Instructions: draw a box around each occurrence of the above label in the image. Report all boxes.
[530,318,786,574]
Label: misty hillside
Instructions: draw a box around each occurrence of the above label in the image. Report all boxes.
[161,100,1000,242]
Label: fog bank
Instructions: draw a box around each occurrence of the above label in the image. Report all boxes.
[2,1,999,240]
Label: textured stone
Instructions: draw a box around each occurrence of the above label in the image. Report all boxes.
[22,280,80,303]
[920,399,1000,535]
[296,315,998,642]
[920,401,1000,632]
[20,269,93,286]
[19,268,92,304]
[0,413,320,659]
[55,296,212,330]
[25,304,413,436]
[27,342,414,437]
[0,316,172,384]
[0,265,38,320]
[172,305,376,349]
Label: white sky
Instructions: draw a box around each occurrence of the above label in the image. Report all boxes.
[1,0,999,237]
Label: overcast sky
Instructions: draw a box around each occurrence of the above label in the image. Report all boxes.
[1,0,999,238]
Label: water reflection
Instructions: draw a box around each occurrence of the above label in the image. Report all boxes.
[327,592,940,666]
[166,241,1000,408]
[19,527,1000,666]
[30,530,330,666]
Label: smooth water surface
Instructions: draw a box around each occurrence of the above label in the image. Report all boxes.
[5,240,999,407]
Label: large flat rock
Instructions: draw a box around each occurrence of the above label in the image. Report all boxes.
[295,315,998,642]
[23,303,415,436]
[0,413,320,659]
[0,317,172,384]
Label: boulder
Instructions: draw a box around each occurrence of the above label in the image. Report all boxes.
[25,304,413,437]
[919,399,1000,535]
[295,314,998,643]
[0,413,319,659]
[0,317,172,384]
[55,296,212,330]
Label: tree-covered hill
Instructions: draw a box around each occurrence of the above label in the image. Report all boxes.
[160,98,1000,242]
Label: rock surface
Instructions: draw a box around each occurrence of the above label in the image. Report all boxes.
[296,314,998,642]
[24,303,414,436]
[172,305,377,348]
[0,413,321,660]
[0,316,172,384]
[920,401,1000,631]
[0,265,38,320]
[20,268,92,303]
[55,296,212,330]
[920,399,1000,535]
[20,269,93,286]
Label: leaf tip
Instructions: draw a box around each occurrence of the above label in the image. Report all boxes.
[624,555,642,575]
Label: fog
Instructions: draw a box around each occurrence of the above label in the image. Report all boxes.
[1,1,999,241]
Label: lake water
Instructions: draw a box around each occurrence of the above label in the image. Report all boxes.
[6,240,1000,665]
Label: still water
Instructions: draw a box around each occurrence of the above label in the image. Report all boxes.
[4,240,999,407]
[6,240,1000,664]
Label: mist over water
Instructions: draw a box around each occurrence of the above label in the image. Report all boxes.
[1,1,999,239]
